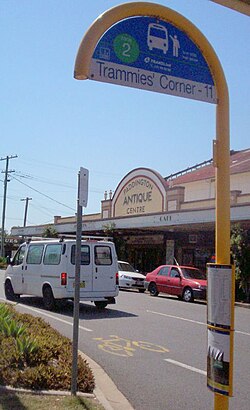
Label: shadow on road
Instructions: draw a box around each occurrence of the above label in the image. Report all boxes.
[15,296,138,320]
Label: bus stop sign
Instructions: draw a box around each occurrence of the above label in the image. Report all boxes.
[89,16,216,104]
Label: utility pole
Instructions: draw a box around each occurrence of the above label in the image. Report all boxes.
[21,197,32,227]
[0,155,18,257]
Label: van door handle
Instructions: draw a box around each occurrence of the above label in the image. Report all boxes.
[95,267,98,273]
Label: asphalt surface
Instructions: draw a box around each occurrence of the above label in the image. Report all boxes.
[0,268,132,409]
[0,275,250,410]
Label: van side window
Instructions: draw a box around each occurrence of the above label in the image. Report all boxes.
[26,245,44,265]
[12,245,26,266]
[95,246,112,265]
[44,244,62,265]
[71,245,90,265]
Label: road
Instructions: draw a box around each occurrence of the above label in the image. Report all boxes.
[0,272,249,409]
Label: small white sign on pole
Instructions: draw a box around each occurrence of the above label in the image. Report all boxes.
[79,167,89,207]
[71,166,89,395]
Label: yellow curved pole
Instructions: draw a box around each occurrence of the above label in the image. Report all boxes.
[74,3,232,409]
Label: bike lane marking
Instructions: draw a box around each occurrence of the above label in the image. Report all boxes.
[0,298,93,332]
[165,358,207,376]
[93,335,169,357]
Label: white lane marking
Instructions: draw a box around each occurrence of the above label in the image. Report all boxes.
[147,310,206,326]
[165,359,207,376]
[147,310,250,336]
[0,297,92,332]
[236,330,250,336]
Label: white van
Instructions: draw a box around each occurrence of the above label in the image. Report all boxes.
[4,237,119,310]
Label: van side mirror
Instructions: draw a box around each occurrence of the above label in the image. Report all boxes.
[6,255,12,265]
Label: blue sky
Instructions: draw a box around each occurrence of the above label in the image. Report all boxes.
[1,0,249,233]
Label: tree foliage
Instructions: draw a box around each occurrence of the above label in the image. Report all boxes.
[42,226,58,238]
[102,222,126,260]
[231,224,250,302]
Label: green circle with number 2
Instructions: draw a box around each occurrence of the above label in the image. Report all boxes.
[113,33,139,63]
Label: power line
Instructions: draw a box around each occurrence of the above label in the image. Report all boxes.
[11,174,75,212]
[18,157,123,177]
[29,201,59,219]
[14,171,76,189]
[14,170,104,193]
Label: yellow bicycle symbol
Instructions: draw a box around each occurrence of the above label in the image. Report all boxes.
[93,335,169,357]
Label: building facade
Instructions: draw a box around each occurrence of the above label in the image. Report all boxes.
[11,149,250,273]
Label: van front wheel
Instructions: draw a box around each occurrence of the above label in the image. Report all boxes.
[43,286,56,311]
[5,280,20,301]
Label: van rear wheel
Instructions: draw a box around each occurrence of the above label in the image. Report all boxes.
[94,301,108,309]
[43,286,56,311]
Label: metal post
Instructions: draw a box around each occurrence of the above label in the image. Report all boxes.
[1,157,9,257]
[73,3,234,407]
[1,155,17,256]
[21,197,32,227]
[71,171,82,395]
[213,64,233,410]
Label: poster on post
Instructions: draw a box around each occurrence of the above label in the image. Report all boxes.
[207,264,232,329]
[207,328,230,395]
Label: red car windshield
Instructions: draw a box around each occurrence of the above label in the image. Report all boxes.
[181,268,206,280]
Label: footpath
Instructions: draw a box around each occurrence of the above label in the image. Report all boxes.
[79,351,134,410]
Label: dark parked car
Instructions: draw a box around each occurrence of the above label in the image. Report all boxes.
[144,265,207,302]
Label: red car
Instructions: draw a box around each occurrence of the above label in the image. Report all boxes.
[145,265,207,302]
